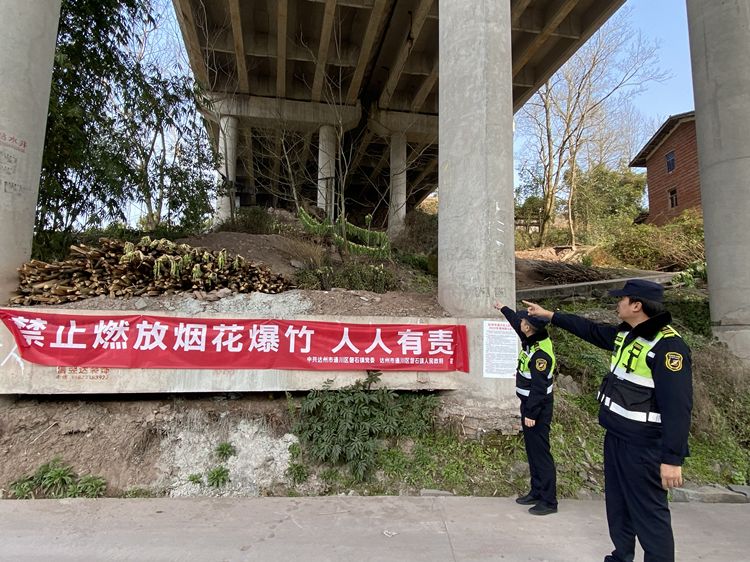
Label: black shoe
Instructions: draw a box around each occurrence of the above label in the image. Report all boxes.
[529,502,558,516]
[515,493,540,505]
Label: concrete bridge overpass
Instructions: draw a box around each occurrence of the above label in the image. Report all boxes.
[171,0,624,235]
[1,1,750,404]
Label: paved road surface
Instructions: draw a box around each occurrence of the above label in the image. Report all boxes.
[1,496,747,561]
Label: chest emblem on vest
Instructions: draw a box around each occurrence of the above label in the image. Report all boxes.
[665,352,683,371]
[535,358,548,371]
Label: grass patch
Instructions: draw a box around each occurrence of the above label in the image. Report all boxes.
[216,206,275,235]
[293,260,398,293]
[8,458,107,499]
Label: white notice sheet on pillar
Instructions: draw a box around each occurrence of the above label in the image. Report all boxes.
[483,320,519,378]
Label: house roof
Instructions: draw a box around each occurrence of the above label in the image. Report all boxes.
[629,110,696,167]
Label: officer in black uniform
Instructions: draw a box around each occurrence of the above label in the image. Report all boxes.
[523,279,692,562]
[494,298,558,516]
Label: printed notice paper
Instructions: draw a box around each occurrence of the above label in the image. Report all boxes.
[483,320,518,378]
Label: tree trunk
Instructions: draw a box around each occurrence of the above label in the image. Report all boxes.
[567,155,578,250]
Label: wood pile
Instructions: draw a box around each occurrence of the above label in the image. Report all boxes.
[527,259,611,285]
[10,237,292,306]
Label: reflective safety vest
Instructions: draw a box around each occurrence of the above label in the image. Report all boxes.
[516,338,556,397]
[597,325,680,424]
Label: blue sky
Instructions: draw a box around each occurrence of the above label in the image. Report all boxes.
[628,0,695,122]
[512,0,695,187]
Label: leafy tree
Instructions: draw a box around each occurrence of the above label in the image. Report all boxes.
[39,0,150,231]
[569,165,647,244]
[515,7,667,247]
[38,0,217,235]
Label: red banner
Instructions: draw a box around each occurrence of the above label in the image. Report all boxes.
[0,310,469,372]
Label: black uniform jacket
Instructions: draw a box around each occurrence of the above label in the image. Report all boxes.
[551,310,692,466]
[501,306,554,421]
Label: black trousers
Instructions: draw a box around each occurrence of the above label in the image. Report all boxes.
[604,432,674,562]
[520,400,557,507]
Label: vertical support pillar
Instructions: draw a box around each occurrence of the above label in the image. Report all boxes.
[317,124,336,217]
[388,132,407,240]
[438,0,515,317]
[216,115,238,223]
[246,128,257,205]
[0,0,62,300]
[687,1,750,363]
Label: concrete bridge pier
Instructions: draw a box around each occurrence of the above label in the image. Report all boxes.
[687,0,750,363]
[317,124,336,217]
[388,132,407,241]
[438,0,517,412]
[438,0,516,316]
[0,0,61,301]
[215,115,238,223]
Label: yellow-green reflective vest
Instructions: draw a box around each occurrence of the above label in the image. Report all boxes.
[597,325,680,424]
[516,338,556,397]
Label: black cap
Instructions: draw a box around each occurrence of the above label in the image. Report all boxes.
[608,279,665,303]
[518,309,550,331]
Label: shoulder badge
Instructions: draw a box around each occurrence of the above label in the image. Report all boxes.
[535,358,548,371]
[665,352,683,371]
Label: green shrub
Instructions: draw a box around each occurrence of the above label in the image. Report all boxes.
[217,206,274,234]
[541,226,572,247]
[663,294,711,337]
[286,462,309,485]
[395,251,430,273]
[294,261,398,293]
[604,209,705,270]
[292,373,440,481]
[69,475,107,498]
[188,474,202,485]
[207,466,230,488]
[288,442,302,460]
[215,442,237,462]
[41,465,77,498]
[32,231,76,262]
[8,475,35,499]
[119,488,152,498]
[515,230,537,250]
[393,208,438,254]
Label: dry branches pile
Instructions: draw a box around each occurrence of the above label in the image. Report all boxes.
[526,259,612,285]
[10,237,291,306]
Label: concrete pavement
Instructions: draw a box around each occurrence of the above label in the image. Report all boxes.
[1,496,748,561]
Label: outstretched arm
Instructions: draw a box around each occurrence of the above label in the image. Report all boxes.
[522,300,619,351]
[494,298,524,338]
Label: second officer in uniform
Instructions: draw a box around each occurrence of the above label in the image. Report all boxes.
[494,298,558,515]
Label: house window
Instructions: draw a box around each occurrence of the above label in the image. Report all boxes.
[669,188,678,209]
[666,151,675,173]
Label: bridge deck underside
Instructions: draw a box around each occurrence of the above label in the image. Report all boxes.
[173,0,624,221]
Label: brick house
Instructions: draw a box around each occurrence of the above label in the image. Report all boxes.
[630,111,701,226]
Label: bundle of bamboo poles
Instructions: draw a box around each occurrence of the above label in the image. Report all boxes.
[10,237,291,306]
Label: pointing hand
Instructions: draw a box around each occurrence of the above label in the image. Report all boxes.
[522,301,554,320]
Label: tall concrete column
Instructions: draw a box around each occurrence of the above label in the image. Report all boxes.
[0,0,61,300]
[438,0,515,317]
[388,133,407,240]
[687,1,750,362]
[317,125,336,217]
[215,115,238,223]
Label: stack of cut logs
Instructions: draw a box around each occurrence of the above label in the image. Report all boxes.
[10,237,291,306]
